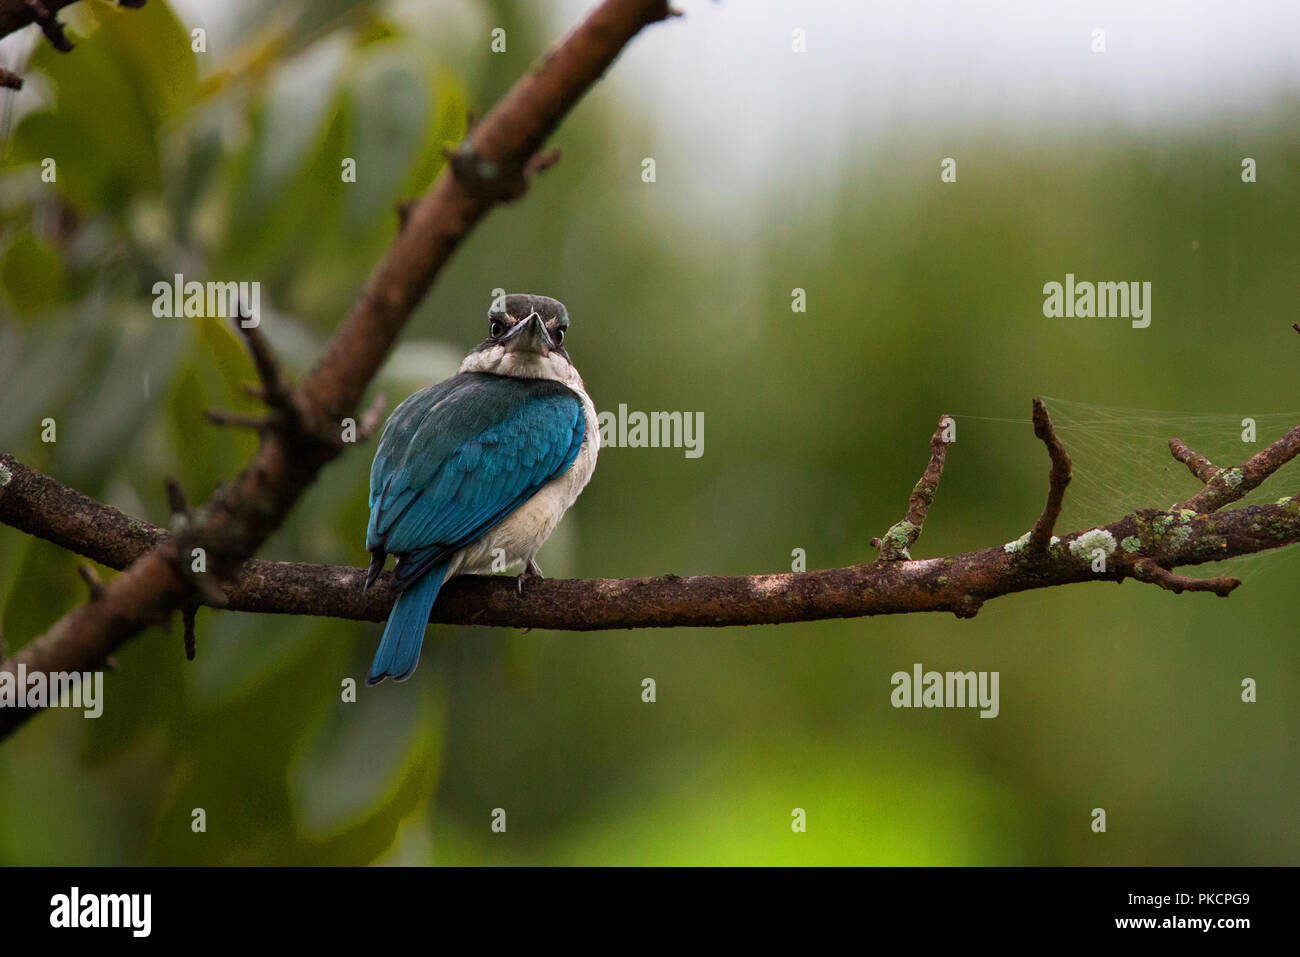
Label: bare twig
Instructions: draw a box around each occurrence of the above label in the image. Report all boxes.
[525,147,562,180]
[1175,423,1300,514]
[357,393,388,441]
[23,0,73,52]
[0,0,144,46]
[165,476,189,520]
[873,415,951,560]
[1169,439,1218,484]
[1133,558,1240,597]
[170,479,201,662]
[181,605,196,661]
[234,315,298,426]
[187,573,228,608]
[203,408,271,431]
[1025,397,1072,555]
[441,142,563,202]
[395,200,415,230]
[76,563,103,599]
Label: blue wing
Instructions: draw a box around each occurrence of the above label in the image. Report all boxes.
[367,372,586,590]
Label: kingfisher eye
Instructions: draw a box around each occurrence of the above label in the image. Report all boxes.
[553,327,565,344]
[490,320,505,338]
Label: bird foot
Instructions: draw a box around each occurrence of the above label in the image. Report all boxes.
[516,559,544,595]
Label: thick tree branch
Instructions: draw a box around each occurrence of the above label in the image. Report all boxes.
[5,396,1300,634]
[0,455,166,563]
[0,0,679,737]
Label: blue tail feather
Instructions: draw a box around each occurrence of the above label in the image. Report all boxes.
[367,564,447,685]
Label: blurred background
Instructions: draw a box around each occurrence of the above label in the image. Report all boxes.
[1,0,1297,864]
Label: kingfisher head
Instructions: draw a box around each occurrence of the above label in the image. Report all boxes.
[459,293,581,386]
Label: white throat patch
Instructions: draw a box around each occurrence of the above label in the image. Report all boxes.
[458,344,586,393]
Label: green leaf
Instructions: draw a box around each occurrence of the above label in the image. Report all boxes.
[80,619,185,766]
[0,306,100,450]
[219,72,348,280]
[0,234,67,314]
[344,44,430,230]
[91,0,197,124]
[162,325,258,496]
[0,537,80,652]
[140,617,439,864]
[248,36,348,203]
[9,0,196,213]
[56,306,188,477]
[289,683,442,843]
[404,66,467,193]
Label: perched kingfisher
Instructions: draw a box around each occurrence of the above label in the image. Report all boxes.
[363,294,599,685]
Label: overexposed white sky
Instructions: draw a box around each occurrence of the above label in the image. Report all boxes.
[563,0,1300,130]
[169,0,1300,136]
[544,0,1300,218]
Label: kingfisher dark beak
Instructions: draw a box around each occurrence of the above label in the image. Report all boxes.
[504,311,553,354]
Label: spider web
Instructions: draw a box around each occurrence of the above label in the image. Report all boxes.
[953,396,1300,578]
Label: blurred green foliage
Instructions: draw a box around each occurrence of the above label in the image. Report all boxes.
[0,1,1296,864]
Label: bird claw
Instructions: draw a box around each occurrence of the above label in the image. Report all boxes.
[516,559,544,595]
